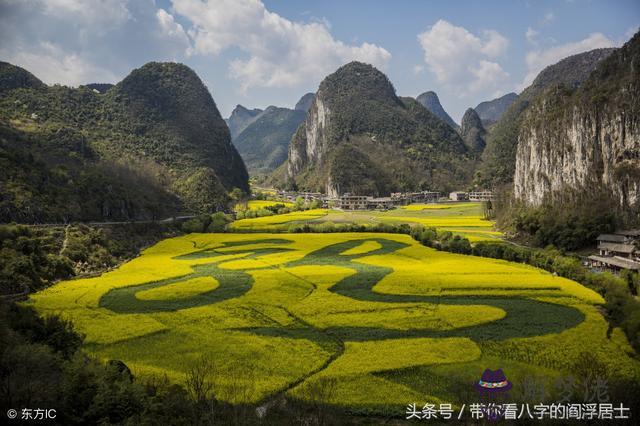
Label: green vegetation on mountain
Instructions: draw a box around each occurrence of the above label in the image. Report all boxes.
[233,106,305,175]
[286,62,473,195]
[459,108,486,153]
[415,91,458,129]
[0,61,248,222]
[476,48,615,188]
[0,61,45,93]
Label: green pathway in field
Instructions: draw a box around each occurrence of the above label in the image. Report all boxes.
[100,237,584,341]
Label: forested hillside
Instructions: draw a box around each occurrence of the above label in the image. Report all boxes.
[285,62,473,196]
[0,62,248,223]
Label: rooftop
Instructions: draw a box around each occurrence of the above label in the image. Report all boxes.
[597,234,627,243]
[588,255,640,270]
[618,229,640,237]
[598,242,636,254]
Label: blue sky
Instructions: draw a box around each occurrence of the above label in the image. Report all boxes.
[1,0,638,122]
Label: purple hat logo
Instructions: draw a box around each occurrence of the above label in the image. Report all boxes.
[475,368,512,393]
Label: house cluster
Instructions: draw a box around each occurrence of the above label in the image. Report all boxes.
[337,191,443,210]
[449,191,494,202]
[278,191,324,203]
[274,189,492,211]
[587,230,640,273]
[390,191,441,204]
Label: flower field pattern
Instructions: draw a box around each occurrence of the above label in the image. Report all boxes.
[30,233,640,411]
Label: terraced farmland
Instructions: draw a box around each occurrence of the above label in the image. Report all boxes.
[30,233,640,412]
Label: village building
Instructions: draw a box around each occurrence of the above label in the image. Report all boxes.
[468,191,494,201]
[588,230,640,273]
[390,191,440,205]
[277,191,324,203]
[587,255,640,273]
[449,191,469,201]
[337,194,370,210]
[368,197,395,210]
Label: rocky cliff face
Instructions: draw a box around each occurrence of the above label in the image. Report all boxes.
[287,93,331,179]
[460,108,486,153]
[477,48,615,188]
[285,62,471,196]
[514,33,640,209]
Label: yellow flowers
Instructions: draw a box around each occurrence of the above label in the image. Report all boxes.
[229,209,329,230]
[235,200,293,212]
[28,233,640,409]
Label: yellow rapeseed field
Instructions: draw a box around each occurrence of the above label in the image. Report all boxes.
[235,199,293,212]
[29,233,640,411]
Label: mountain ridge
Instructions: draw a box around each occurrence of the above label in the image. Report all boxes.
[416,91,458,129]
[474,92,517,127]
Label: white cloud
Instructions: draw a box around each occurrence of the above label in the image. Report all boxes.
[413,64,425,75]
[0,0,194,86]
[480,30,509,57]
[541,12,555,26]
[40,0,131,29]
[0,41,118,86]
[526,27,539,45]
[416,20,510,96]
[520,32,617,89]
[468,60,510,93]
[156,9,190,48]
[171,0,391,92]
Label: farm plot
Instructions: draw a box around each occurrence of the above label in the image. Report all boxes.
[230,202,501,241]
[29,233,639,411]
[234,199,293,212]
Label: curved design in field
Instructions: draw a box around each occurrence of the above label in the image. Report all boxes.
[248,238,585,341]
[100,239,294,313]
[35,233,638,408]
[100,237,584,339]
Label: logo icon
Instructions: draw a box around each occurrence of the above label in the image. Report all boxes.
[475,368,512,393]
